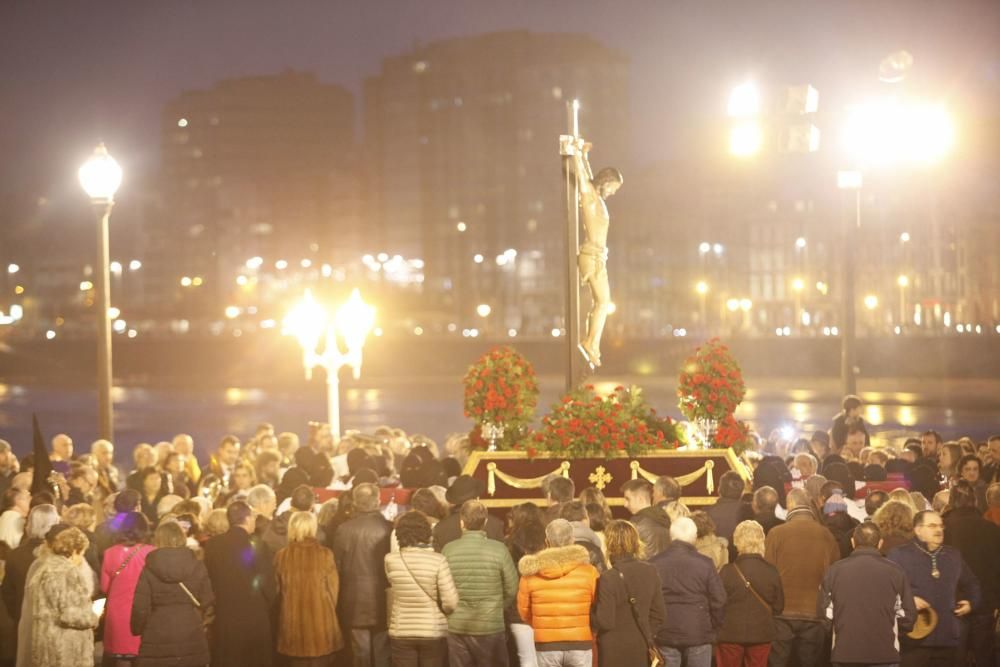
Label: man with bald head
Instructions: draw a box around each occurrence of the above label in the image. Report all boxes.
[172,433,202,487]
[91,439,122,495]
[752,485,784,534]
[50,433,73,474]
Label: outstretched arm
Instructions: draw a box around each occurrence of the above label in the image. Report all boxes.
[570,140,595,197]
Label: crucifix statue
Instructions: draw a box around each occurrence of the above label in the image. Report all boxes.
[560,101,623,382]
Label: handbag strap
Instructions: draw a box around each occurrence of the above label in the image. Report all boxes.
[399,550,446,615]
[732,563,771,611]
[614,567,657,652]
[107,545,142,597]
[177,581,201,608]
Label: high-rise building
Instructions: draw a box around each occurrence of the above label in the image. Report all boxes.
[364,31,630,336]
[159,71,358,317]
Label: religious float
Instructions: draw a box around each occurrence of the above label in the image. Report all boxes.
[461,340,754,513]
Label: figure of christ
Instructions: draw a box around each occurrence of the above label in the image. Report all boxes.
[569,138,623,367]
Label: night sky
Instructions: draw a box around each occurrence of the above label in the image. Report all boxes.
[2,0,998,197]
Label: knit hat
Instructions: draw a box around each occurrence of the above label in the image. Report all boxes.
[824,490,848,515]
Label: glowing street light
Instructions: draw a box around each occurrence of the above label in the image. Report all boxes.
[897,275,910,327]
[78,143,122,441]
[283,289,375,440]
[841,99,955,167]
[728,82,761,117]
[695,281,709,331]
[729,122,763,157]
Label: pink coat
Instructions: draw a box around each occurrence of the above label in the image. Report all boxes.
[101,543,154,655]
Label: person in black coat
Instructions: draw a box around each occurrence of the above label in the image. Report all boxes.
[203,501,275,667]
[706,472,752,545]
[331,482,393,667]
[943,480,1000,667]
[818,522,916,666]
[649,517,726,665]
[432,475,504,551]
[131,521,214,667]
[595,520,666,667]
[716,520,784,667]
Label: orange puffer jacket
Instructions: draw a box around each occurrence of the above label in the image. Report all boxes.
[516,544,598,645]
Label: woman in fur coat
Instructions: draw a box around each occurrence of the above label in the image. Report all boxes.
[27,527,100,667]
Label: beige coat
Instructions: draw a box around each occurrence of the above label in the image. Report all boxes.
[384,547,458,638]
[28,553,99,667]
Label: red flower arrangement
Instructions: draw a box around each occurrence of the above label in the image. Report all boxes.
[528,385,685,459]
[677,339,752,452]
[677,338,746,422]
[463,346,538,449]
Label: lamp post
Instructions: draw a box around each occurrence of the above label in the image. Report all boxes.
[695,281,709,333]
[897,274,909,327]
[791,277,805,334]
[836,170,862,396]
[78,144,122,441]
[284,289,375,441]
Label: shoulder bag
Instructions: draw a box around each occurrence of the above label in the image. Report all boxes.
[399,551,447,616]
[732,563,771,611]
[614,567,665,667]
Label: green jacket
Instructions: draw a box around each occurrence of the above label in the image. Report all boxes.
[442,530,518,635]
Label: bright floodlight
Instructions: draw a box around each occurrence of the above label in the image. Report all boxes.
[841,100,954,167]
[897,275,909,288]
[837,170,863,190]
[795,237,807,249]
[476,303,492,318]
[739,298,753,312]
[791,277,805,292]
[695,280,709,295]
[863,294,879,310]
[728,82,760,117]
[729,122,763,157]
[726,298,740,312]
[334,288,375,353]
[284,289,327,353]
[698,242,711,254]
[78,144,122,201]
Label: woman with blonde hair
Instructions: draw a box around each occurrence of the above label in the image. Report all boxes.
[715,520,784,667]
[274,511,343,665]
[130,521,214,666]
[888,488,919,513]
[664,500,690,524]
[594,519,666,667]
[27,526,100,667]
[871,500,914,554]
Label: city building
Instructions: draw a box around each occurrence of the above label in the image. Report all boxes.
[363,30,631,336]
[158,71,359,319]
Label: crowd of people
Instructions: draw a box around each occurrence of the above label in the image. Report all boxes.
[0,396,997,667]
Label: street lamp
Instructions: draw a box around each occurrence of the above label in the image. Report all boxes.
[791,277,805,333]
[78,143,122,441]
[283,288,375,441]
[695,280,709,332]
[897,275,909,326]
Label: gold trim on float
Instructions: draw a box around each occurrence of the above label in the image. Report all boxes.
[486,460,571,496]
[478,496,720,508]
[629,459,715,494]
